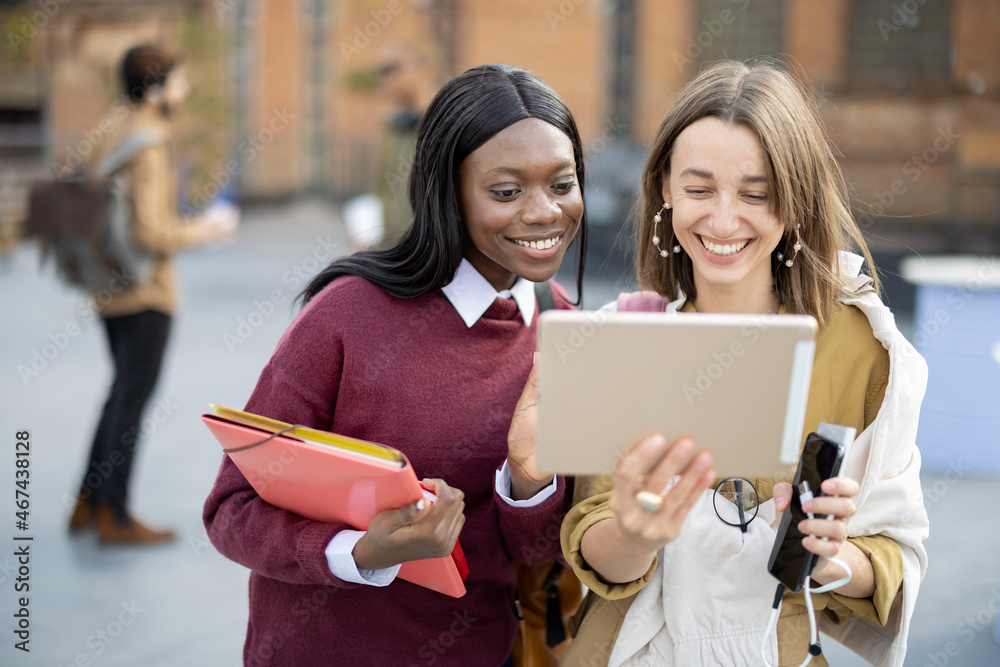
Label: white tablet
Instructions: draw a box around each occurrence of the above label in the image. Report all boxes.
[535,309,818,479]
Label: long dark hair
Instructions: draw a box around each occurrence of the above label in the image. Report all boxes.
[301,64,587,305]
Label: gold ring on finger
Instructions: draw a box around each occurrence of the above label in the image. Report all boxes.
[635,490,664,512]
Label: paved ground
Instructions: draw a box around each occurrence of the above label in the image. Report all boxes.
[1,201,998,666]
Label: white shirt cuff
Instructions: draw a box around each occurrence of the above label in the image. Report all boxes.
[325,530,401,586]
[495,460,558,507]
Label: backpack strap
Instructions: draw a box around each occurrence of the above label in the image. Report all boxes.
[97,129,165,177]
[617,290,671,312]
[534,280,557,313]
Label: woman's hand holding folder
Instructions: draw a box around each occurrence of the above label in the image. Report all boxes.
[352,478,466,571]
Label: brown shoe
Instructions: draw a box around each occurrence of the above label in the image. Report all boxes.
[68,495,97,532]
[96,506,176,545]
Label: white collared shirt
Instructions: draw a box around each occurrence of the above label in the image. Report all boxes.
[442,258,537,327]
[325,259,557,585]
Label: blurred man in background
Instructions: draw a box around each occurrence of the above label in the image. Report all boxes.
[369,42,435,249]
[68,45,236,544]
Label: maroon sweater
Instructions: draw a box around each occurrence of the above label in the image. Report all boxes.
[204,275,572,667]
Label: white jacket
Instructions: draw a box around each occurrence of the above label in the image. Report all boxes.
[606,259,930,666]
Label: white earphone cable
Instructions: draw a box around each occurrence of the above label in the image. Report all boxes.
[760,483,854,667]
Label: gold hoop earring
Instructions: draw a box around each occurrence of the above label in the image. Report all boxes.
[776,224,802,268]
[651,202,680,258]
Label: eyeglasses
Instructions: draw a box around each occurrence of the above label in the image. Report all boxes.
[713,477,759,533]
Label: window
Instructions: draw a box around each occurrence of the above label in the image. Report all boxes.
[848,0,952,91]
[694,0,786,67]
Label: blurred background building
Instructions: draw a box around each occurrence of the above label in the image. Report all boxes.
[1,0,998,258]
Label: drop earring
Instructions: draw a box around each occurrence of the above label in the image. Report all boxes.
[651,202,681,258]
[776,224,802,267]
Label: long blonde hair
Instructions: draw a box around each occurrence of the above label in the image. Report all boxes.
[634,60,876,325]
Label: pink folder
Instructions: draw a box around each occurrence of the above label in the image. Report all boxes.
[202,405,468,598]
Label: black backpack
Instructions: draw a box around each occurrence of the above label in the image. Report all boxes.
[512,281,583,666]
[25,130,162,292]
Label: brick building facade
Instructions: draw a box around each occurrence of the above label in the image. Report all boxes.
[1,0,997,248]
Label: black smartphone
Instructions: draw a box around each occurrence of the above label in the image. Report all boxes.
[767,430,849,593]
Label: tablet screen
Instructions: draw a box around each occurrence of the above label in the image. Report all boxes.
[535,310,816,478]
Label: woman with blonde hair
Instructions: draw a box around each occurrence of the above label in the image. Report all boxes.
[513,60,928,666]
